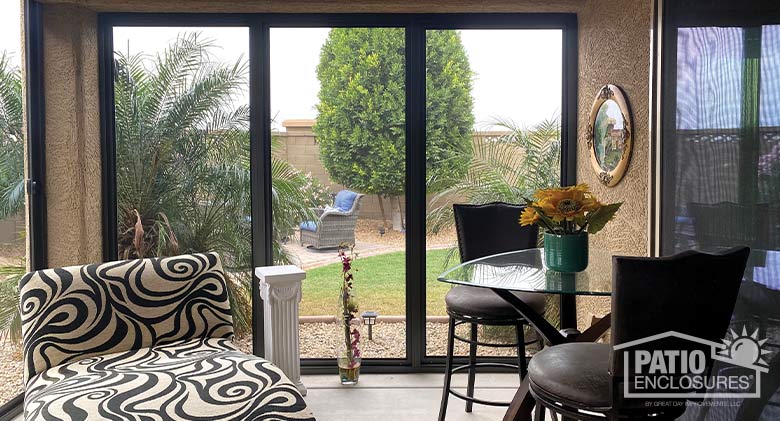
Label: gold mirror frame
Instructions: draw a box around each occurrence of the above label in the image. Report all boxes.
[586,84,633,187]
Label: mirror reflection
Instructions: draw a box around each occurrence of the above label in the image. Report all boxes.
[593,99,626,171]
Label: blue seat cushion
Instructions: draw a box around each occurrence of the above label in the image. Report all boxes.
[300,221,318,232]
[334,190,358,212]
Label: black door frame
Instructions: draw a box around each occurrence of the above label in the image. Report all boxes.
[97,12,578,373]
[0,1,49,418]
[25,0,46,272]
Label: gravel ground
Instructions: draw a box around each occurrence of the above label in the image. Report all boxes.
[0,243,24,266]
[355,218,457,249]
[0,243,25,405]
[233,322,541,360]
[0,342,23,404]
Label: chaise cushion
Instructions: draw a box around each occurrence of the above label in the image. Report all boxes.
[24,337,314,421]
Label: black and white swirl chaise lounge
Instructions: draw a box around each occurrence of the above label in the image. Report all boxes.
[20,253,314,420]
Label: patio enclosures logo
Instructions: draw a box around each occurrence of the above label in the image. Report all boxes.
[615,328,770,398]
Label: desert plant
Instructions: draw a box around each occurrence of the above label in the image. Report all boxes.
[427,117,562,237]
[0,52,24,344]
[315,28,474,228]
[0,263,23,344]
[114,33,317,336]
[0,52,24,219]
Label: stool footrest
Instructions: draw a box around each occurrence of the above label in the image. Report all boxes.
[447,387,512,407]
[450,361,519,374]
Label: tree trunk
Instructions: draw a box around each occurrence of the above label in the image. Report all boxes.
[377,194,388,228]
[396,196,406,230]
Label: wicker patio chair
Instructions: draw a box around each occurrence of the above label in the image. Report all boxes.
[299,190,364,249]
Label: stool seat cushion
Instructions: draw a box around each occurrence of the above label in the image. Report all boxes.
[528,343,611,409]
[444,286,546,319]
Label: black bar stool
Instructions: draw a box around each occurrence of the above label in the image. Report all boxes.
[438,202,546,420]
[527,247,750,420]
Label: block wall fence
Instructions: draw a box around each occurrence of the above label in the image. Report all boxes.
[273,119,513,224]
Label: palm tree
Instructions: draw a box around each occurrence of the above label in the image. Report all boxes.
[0,36,320,342]
[0,53,24,220]
[0,53,24,344]
[114,33,316,337]
[426,117,562,236]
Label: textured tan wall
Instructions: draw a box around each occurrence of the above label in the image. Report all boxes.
[576,0,653,328]
[577,0,652,257]
[42,5,103,267]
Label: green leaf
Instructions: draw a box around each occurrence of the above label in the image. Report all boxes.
[586,202,622,235]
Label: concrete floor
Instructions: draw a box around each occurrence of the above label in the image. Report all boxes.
[11,373,522,421]
[302,373,519,420]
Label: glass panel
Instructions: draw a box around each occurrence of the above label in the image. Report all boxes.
[662,19,780,417]
[424,29,563,357]
[0,0,24,406]
[270,27,406,359]
[112,27,253,352]
[664,25,780,253]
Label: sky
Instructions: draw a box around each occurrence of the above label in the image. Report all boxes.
[112,26,562,131]
[0,0,22,67]
[1,6,564,131]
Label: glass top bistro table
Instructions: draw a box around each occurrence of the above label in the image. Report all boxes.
[438,248,617,421]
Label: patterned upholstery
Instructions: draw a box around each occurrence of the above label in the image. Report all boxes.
[21,253,313,421]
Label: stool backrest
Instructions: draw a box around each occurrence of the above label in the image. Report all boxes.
[453,202,538,263]
[610,247,750,394]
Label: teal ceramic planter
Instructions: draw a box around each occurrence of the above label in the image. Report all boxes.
[544,232,589,272]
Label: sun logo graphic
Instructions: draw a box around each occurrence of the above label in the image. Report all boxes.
[715,327,771,371]
[614,327,770,399]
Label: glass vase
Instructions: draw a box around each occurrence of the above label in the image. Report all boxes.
[337,350,361,385]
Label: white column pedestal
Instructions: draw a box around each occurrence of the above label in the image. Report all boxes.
[255,265,306,396]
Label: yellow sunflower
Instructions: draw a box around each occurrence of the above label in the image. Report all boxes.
[536,184,593,222]
[518,206,539,226]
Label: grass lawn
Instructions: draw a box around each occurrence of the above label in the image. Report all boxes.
[301,248,455,317]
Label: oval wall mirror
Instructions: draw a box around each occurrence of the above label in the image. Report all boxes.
[586,84,633,187]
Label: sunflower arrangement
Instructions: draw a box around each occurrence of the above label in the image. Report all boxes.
[519,184,622,235]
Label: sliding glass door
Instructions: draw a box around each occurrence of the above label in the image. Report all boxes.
[110,25,254,351]
[270,27,407,360]
[424,28,563,358]
[100,14,576,370]
[660,1,780,417]
[662,24,780,255]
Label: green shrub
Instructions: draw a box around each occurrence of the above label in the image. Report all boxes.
[315,28,474,226]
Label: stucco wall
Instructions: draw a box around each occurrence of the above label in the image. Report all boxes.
[41,5,103,267]
[577,0,652,257]
[575,0,653,328]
